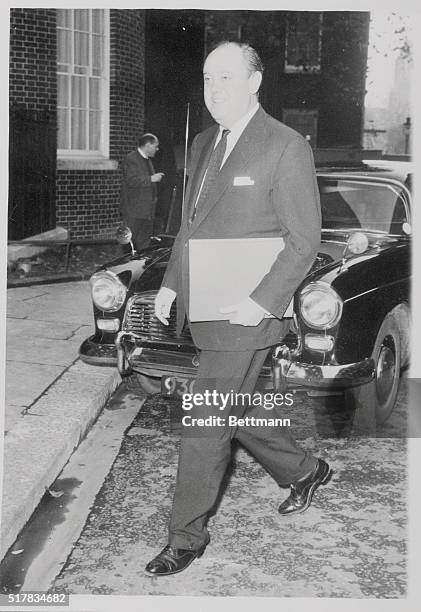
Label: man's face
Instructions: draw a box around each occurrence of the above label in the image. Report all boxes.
[203,45,262,128]
[146,140,159,157]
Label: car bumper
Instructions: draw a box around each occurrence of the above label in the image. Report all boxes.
[79,336,118,366]
[81,334,376,392]
[114,331,274,387]
[272,344,376,390]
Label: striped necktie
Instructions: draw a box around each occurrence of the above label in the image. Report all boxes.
[190,128,230,223]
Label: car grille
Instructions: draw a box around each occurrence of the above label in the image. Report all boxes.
[122,290,298,348]
[122,291,193,343]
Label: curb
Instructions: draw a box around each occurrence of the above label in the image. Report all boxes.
[7,272,92,289]
[0,361,122,561]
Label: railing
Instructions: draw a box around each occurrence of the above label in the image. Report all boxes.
[7,238,117,272]
[8,171,185,274]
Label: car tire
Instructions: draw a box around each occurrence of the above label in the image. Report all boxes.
[344,310,402,431]
[125,372,162,395]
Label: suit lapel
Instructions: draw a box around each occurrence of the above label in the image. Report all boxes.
[185,127,219,221]
[188,107,268,234]
[136,151,149,173]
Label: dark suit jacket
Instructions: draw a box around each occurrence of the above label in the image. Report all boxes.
[120,150,157,220]
[162,106,321,351]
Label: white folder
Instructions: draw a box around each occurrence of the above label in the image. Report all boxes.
[189,237,293,322]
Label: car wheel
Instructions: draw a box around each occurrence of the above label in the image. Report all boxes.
[125,372,162,395]
[344,311,402,430]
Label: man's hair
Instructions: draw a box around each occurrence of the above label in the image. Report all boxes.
[207,41,264,75]
[138,133,158,148]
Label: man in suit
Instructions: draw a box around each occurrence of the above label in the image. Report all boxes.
[120,133,164,250]
[145,42,332,577]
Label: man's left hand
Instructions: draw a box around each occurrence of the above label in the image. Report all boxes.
[219,298,267,326]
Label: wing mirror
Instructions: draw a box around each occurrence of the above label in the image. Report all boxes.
[346,231,369,256]
[338,231,369,274]
[116,225,135,255]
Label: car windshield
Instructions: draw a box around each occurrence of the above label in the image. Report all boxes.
[318,178,409,235]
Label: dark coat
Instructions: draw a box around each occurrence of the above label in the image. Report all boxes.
[120,150,157,220]
[162,106,321,351]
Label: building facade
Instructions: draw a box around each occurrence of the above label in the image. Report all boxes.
[9,9,370,241]
[203,11,370,149]
[9,8,145,241]
[385,55,412,155]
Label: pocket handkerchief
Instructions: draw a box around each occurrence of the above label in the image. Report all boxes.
[233,176,255,186]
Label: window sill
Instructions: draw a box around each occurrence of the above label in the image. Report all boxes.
[57,158,118,171]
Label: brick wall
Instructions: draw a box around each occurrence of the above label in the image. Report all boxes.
[55,9,146,239]
[56,170,122,239]
[110,9,145,161]
[9,8,57,112]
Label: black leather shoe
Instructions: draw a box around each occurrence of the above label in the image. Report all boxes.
[145,541,208,577]
[278,458,332,516]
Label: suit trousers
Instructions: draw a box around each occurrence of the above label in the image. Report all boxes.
[168,348,317,550]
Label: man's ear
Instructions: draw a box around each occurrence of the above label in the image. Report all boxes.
[248,71,262,95]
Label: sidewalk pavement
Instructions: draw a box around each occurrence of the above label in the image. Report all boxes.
[1,281,121,560]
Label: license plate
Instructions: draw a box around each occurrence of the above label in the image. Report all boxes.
[161,375,195,397]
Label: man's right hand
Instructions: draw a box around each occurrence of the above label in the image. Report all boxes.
[154,286,176,325]
[151,172,165,183]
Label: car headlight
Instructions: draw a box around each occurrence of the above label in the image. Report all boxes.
[90,271,127,312]
[299,282,342,329]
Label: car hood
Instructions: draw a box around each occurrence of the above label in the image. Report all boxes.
[305,230,408,301]
[98,231,405,293]
[312,230,402,271]
[97,243,173,284]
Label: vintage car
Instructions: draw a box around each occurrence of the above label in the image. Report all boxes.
[79,161,411,425]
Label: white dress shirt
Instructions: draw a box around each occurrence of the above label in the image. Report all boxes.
[137,147,149,159]
[216,103,260,167]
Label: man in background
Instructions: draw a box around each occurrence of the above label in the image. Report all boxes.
[120,133,164,250]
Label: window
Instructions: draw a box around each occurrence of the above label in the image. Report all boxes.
[57,9,109,157]
[318,179,410,235]
[285,12,322,73]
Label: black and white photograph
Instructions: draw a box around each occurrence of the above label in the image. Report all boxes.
[0,1,420,610]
